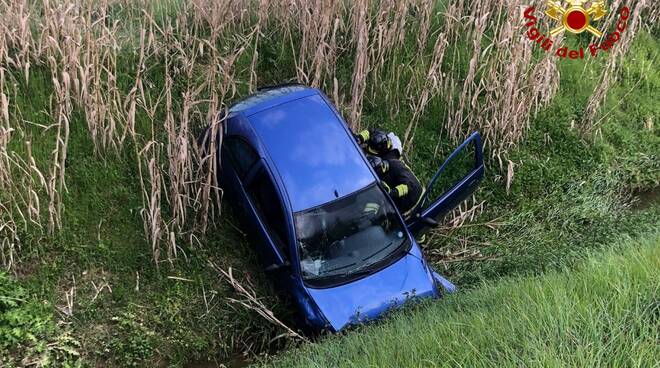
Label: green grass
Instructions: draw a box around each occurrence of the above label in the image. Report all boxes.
[265,233,660,368]
[1,4,658,367]
[0,271,81,367]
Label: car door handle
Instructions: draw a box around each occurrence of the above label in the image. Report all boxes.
[265,261,290,272]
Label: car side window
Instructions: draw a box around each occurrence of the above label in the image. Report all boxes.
[247,168,290,259]
[223,137,259,178]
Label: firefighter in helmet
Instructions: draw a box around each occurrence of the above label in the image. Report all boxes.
[354,128,402,160]
[366,155,424,219]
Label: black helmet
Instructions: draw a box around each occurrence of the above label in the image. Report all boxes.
[367,155,389,176]
[368,129,392,154]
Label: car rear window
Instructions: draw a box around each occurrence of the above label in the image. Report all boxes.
[229,85,307,112]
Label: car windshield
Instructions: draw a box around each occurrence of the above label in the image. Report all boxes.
[295,184,407,281]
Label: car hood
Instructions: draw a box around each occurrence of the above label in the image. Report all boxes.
[305,252,438,331]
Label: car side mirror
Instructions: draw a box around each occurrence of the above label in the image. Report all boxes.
[265,261,290,272]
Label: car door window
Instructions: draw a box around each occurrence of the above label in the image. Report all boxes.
[223,137,259,178]
[422,138,478,208]
[247,168,290,259]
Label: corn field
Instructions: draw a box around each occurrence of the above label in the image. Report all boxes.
[0,0,651,270]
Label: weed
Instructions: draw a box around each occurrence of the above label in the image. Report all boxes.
[0,1,657,365]
[0,272,81,366]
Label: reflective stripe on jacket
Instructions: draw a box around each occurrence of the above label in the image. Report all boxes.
[382,159,424,217]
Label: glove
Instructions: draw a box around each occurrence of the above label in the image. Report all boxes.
[354,130,370,145]
[390,184,408,199]
[386,132,403,158]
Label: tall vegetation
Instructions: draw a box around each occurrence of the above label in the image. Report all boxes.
[0,0,652,269]
[0,1,657,366]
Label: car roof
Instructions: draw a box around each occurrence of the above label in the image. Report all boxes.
[246,90,375,212]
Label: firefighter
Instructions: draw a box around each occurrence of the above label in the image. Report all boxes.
[367,155,424,218]
[354,128,402,160]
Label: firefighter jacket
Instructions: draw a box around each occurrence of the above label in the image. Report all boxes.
[380,159,424,217]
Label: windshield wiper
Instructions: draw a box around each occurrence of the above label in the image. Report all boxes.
[303,241,411,286]
[303,262,357,280]
[324,262,357,274]
[361,241,393,262]
[346,267,378,278]
[342,239,408,278]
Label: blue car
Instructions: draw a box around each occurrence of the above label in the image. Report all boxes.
[206,84,484,332]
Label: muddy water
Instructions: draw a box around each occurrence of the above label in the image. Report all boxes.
[184,355,252,368]
[630,187,660,210]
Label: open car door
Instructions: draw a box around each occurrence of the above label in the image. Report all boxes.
[406,132,484,238]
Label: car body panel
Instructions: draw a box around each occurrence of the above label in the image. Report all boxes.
[218,154,288,267]
[208,85,477,333]
[247,93,375,212]
[304,243,437,332]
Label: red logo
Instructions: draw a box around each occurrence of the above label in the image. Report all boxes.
[523,2,630,59]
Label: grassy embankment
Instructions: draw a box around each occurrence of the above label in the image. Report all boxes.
[0,1,658,366]
[265,234,660,367]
